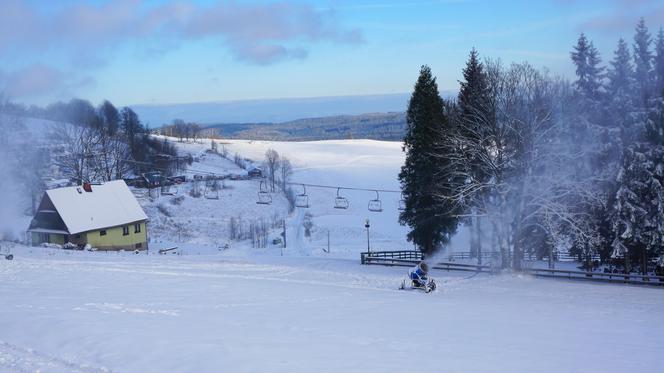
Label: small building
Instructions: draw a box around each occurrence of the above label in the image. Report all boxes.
[248,167,263,178]
[27,180,149,251]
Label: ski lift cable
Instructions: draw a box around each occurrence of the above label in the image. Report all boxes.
[285,182,400,194]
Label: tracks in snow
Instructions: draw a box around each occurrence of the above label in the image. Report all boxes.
[0,340,109,373]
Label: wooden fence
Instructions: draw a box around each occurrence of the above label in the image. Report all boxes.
[361,251,664,287]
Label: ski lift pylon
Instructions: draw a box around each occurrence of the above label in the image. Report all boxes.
[368,190,383,212]
[334,187,349,209]
[295,184,309,208]
[256,180,272,205]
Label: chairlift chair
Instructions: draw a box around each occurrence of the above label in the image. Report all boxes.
[368,190,383,212]
[256,180,272,205]
[295,184,309,208]
[334,187,349,209]
[398,194,406,211]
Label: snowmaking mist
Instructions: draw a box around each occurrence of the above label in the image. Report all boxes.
[0,112,41,241]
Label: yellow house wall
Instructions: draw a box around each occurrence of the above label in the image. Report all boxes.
[84,221,147,250]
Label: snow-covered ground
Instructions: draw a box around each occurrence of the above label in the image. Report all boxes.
[145,137,468,257]
[1,245,663,372]
[4,135,663,372]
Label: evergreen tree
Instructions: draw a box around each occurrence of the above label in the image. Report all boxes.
[120,107,143,160]
[399,66,459,254]
[571,33,590,92]
[99,100,120,136]
[458,49,489,117]
[612,91,664,273]
[608,38,633,96]
[654,28,664,96]
[457,49,491,258]
[571,34,604,103]
[633,18,653,106]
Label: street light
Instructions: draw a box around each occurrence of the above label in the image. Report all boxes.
[365,219,371,253]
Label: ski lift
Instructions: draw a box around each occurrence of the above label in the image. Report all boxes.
[295,184,309,208]
[368,190,383,212]
[256,180,272,205]
[398,193,406,211]
[334,187,349,209]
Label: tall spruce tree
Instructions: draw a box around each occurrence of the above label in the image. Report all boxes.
[654,28,664,96]
[457,49,491,259]
[571,34,604,103]
[608,38,634,97]
[633,18,653,106]
[399,65,458,254]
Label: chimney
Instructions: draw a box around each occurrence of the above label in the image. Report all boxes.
[83,182,92,192]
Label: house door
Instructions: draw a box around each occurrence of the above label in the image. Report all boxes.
[64,234,69,243]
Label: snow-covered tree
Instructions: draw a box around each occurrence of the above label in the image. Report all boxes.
[456,49,492,260]
[612,144,664,273]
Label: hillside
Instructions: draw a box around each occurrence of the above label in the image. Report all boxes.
[205,112,407,141]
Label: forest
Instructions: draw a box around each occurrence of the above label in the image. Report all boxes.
[400,19,664,274]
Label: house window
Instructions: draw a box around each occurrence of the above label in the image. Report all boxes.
[123,226,129,236]
[75,234,81,239]
[134,223,141,234]
[39,233,50,242]
[135,243,142,249]
[100,230,107,236]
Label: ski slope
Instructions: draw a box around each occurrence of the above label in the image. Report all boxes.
[4,136,662,372]
[145,137,468,257]
[1,246,662,372]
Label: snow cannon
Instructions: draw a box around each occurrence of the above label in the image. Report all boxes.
[415,261,428,277]
[400,261,436,293]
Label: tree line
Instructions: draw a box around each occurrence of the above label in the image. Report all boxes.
[0,97,184,214]
[400,18,664,274]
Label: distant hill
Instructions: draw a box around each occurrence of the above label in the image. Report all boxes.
[205,112,407,141]
[131,93,412,126]
[131,91,457,126]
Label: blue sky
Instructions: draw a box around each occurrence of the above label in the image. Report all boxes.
[0,0,663,107]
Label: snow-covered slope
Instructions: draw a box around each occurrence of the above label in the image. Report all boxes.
[145,137,468,257]
[1,245,662,372]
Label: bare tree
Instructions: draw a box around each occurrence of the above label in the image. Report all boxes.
[279,157,293,190]
[264,148,280,192]
[435,62,604,270]
[51,122,100,184]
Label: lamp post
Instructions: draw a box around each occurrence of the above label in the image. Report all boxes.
[365,219,371,253]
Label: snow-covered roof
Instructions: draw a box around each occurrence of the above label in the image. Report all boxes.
[45,180,148,234]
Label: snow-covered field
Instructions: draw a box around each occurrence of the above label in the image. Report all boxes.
[1,246,663,372]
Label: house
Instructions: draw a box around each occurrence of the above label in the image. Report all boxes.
[247,167,263,178]
[27,180,149,251]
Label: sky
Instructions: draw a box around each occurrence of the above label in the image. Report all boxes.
[0,0,663,107]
